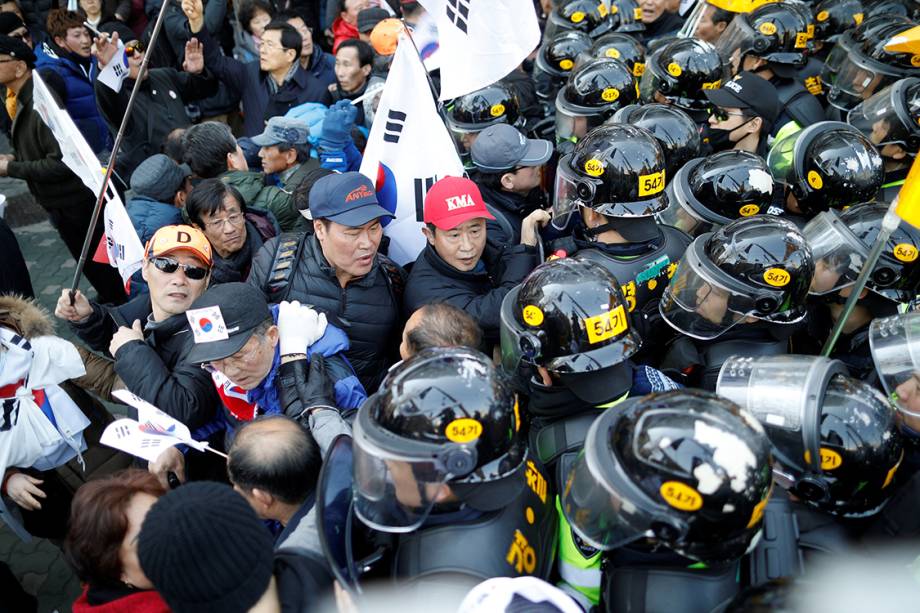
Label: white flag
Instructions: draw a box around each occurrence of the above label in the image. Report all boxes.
[31,73,145,286]
[359,35,464,265]
[97,41,130,93]
[417,0,540,100]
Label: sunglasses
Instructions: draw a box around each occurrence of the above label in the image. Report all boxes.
[148,256,209,280]
[710,107,748,122]
[125,41,145,55]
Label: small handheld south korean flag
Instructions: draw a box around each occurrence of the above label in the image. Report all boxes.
[186,305,230,344]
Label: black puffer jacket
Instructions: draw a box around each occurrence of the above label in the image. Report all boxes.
[248,234,405,392]
[404,242,537,345]
[68,295,219,429]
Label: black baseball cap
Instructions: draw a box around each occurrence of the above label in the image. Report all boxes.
[185,282,271,364]
[704,71,780,125]
[0,34,35,67]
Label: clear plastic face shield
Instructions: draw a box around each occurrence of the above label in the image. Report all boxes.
[847,81,920,148]
[561,410,664,551]
[827,55,892,111]
[659,240,786,340]
[678,1,709,39]
[713,14,754,72]
[551,153,596,230]
[870,312,920,419]
[352,407,463,533]
[655,170,717,237]
[555,105,603,145]
[716,355,846,488]
[765,127,800,187]
[802,211,869,295]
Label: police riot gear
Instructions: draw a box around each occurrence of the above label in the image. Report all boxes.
[805,202,920,301]
[847,77,920,152]
[552,124,669,228]
[535,30,593,102]
[714,2,815,69]
[608,0,646,33]
[446,84,524,161]
[639,38,728,111]
[813,0,864,44]
[870,312,920,422]
[610,103,702,177]
[824,17,920,110]
[660,217,814,340]
[585,32,647,78]
[561,390,774,562]
[657,150,777,237]
[767,121,884,215]
[352,348,527,533]
[555,58,638,143]
[544,0,614,41]
[718,355,904,517]
[821,14,912,91]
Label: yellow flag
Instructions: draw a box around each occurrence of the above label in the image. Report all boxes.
[895,156,920,229]
[707,0,778,12]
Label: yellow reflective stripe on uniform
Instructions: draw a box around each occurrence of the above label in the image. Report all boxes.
[596,390,630,409]
[556,496,602,604]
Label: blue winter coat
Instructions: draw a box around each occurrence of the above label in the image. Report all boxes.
[37,43,112,155]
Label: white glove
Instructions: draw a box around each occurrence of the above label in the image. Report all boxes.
[278,301,328,356]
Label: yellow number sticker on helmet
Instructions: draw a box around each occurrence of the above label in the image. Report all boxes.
[739,204,761,217]
[807,170,823,189]
[601,87,620,102]
[667,62,682,77]
[763,268,791,287]
[446,418,483,443]
[912,54,920,67]
[490,103,506,117]
[853,12,863,25]
[819,447,842,471]
[571,10,586,22]
[894,243,919,263]
[522,305,545,326]
[560,58,574,70]
[598,2,608,17]
[638,169,665,196]
[605,47,621,59]
[583,304,628,344]
[660,481,703,512]
[759,22,777,35]
[633,7,643,19]
[633,62,645,77]
[584,158,605,177]
[816,10,829,21]
[795,32,809,48]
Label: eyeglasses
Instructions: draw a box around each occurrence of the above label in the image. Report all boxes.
[710,107,749,122]
[204,212,245,231]
[125,41,145,55]
[148,256,209,280]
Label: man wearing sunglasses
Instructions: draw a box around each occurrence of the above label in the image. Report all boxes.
[703,71,779,157]
[55,225,221,443]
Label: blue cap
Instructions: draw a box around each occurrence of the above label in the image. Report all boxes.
[250,116,311,147]
[308,172,395,227]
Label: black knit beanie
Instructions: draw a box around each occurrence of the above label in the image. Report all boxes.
[137,481,275,613]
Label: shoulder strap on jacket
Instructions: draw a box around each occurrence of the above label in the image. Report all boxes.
[265,232,308,303]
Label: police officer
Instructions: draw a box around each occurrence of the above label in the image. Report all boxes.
[658,216,814,389]
[560,389,774,609]
[639,38,729,127]
[717,355,904,560]
[799,202,920,377]
[811,0,864,59]
[554,57,638,147]
[871,311,920,437]
[534,30,593,108]
[581,32,647,80]
[656,150,778,238]
[714,2,826,137]
[610,103,702,177]
[847,78,920,203]
[550,124,691,352]
[766,121,884,223]
[703,71,780,156]
[345,347,557,592]
[543,0,615,42]
[446,84,525,168]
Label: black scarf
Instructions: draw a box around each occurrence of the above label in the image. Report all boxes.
[209,221,263,285]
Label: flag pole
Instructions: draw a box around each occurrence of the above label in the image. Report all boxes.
[821,200,901,356]
[68,0,173,304]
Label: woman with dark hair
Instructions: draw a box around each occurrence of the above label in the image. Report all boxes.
[65,469,168,612]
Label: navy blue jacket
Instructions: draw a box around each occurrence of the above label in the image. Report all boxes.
[37,43,112,154]
[196,26,333,136]
[305,49,336,89]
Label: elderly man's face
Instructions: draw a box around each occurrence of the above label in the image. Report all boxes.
[640,0,667,23]
[259,144,297,175]
[209,326,279,390]
[198,194,248,259]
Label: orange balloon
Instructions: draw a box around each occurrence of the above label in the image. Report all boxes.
[370,18,405,56]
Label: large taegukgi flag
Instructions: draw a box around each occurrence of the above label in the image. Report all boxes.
[31,71,144,287]
[416,0,541,100]
[359,34,464,265]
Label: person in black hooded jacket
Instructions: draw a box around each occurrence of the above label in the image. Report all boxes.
[404,177,545,347]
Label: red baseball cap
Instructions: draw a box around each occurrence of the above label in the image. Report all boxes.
[423,176,495,231]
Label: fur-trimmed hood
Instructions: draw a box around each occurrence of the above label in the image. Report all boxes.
[0,295,55,339]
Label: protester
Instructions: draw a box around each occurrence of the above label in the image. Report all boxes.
[248,172,405,392]
[280,9,335,85]
[404,176,545,346]
[65,470,168,613]
[0,216,34,297]
[331,0,368,53]
[250,115,319,188]
[399,302,483,360]
[328,38,375,125]
[0,34,125,304]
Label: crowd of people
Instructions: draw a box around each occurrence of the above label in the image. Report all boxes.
[2,0,920,611]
